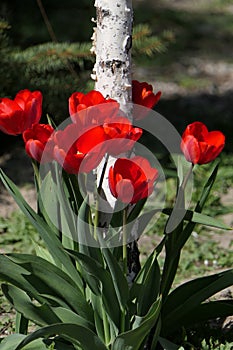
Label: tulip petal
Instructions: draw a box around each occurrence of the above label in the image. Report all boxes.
[115,179,134,204]
[181,135,201,164]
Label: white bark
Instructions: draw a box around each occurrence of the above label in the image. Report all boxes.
[91,0,135,236]
[92,0,133,117]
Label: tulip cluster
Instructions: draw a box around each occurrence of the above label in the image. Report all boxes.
[0,81,230,350]
[0,80,225,205]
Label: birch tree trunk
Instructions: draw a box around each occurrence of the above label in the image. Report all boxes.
[92,0,133,117]
[91,0,141,283]
[91,0,134,206]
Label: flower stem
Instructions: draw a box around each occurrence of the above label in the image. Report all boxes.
[122,207,128,277]
[32,160,41,188]
[181,163,194,191]
[120,206,128,333]
[94,196,99,241]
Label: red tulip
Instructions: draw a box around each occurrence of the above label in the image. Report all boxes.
[132,80,161,120]
[69,90,117,114]
[53,123,107,174]
[109,156,158,204]
[103,117,143,155]
[23,124,54,163]
[181,122,225,165]
[0,90,42,135]
[69,90,119,128]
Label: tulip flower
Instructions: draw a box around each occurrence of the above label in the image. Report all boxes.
[103,117,143,155]
[109,156,158,204]
[69,90,117,114]
[0,90,42,135]
[69,90,120,128]
[132,80,161,120]
[181,121,225,165]
[53,123,107,174]
[23,124,54,163]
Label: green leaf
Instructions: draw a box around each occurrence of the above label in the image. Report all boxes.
[14,323,108,350]
[7,254,93,322]
[90,293,106,343]
[0,255,41,301]
[178,300,233,330]
[167,161,222,254]
[77,199,103,264]
[67,250,121,327]
[112,297,161,350]
[191,211,231,229]
[0,335,49,350]
[196,161,219,212]
[37,170,61,237]
[158,336,184,350]
[110,200,125,228]
[15,312,29,335]
[162,208,231,230]
[0,169,83,287]
[51,307,95,332]
[127,198,147,223]
[62,172,83,213]
[162,269,233,333]
[126,209,162,241]
[2,284,60,326]
[99,236,129,310]
[130,249,160,316]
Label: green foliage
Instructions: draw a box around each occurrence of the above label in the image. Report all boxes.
[0,157,232,349]
[133,24,174,57]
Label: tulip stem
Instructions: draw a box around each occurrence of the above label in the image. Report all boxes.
[32,160,41,188]
[94,197,99,241]
[122,207,128,277]
[181,164,194,191]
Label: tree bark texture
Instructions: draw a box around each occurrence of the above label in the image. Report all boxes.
[92,0,133,117]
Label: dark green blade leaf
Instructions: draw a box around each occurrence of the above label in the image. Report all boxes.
[7,254,93,322]
[14,323,108,350]
[2,284,60,326]
[0,255,42,302]
[51,307,95,332]
[112,297,161,350]
[77,199,103,264]
[196,161,219,212]
[127,198,147,223]
[130,248,160,316]
[126,209,162,242]
[162,208,231,230]
[168,161,222,254]
[98,235,129,310]
[0,334,49,350]
[67,250,121,326]
[176,300,233,330]
[158,336,184,350]
[162,269,233,332]
[0,169,83,287]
